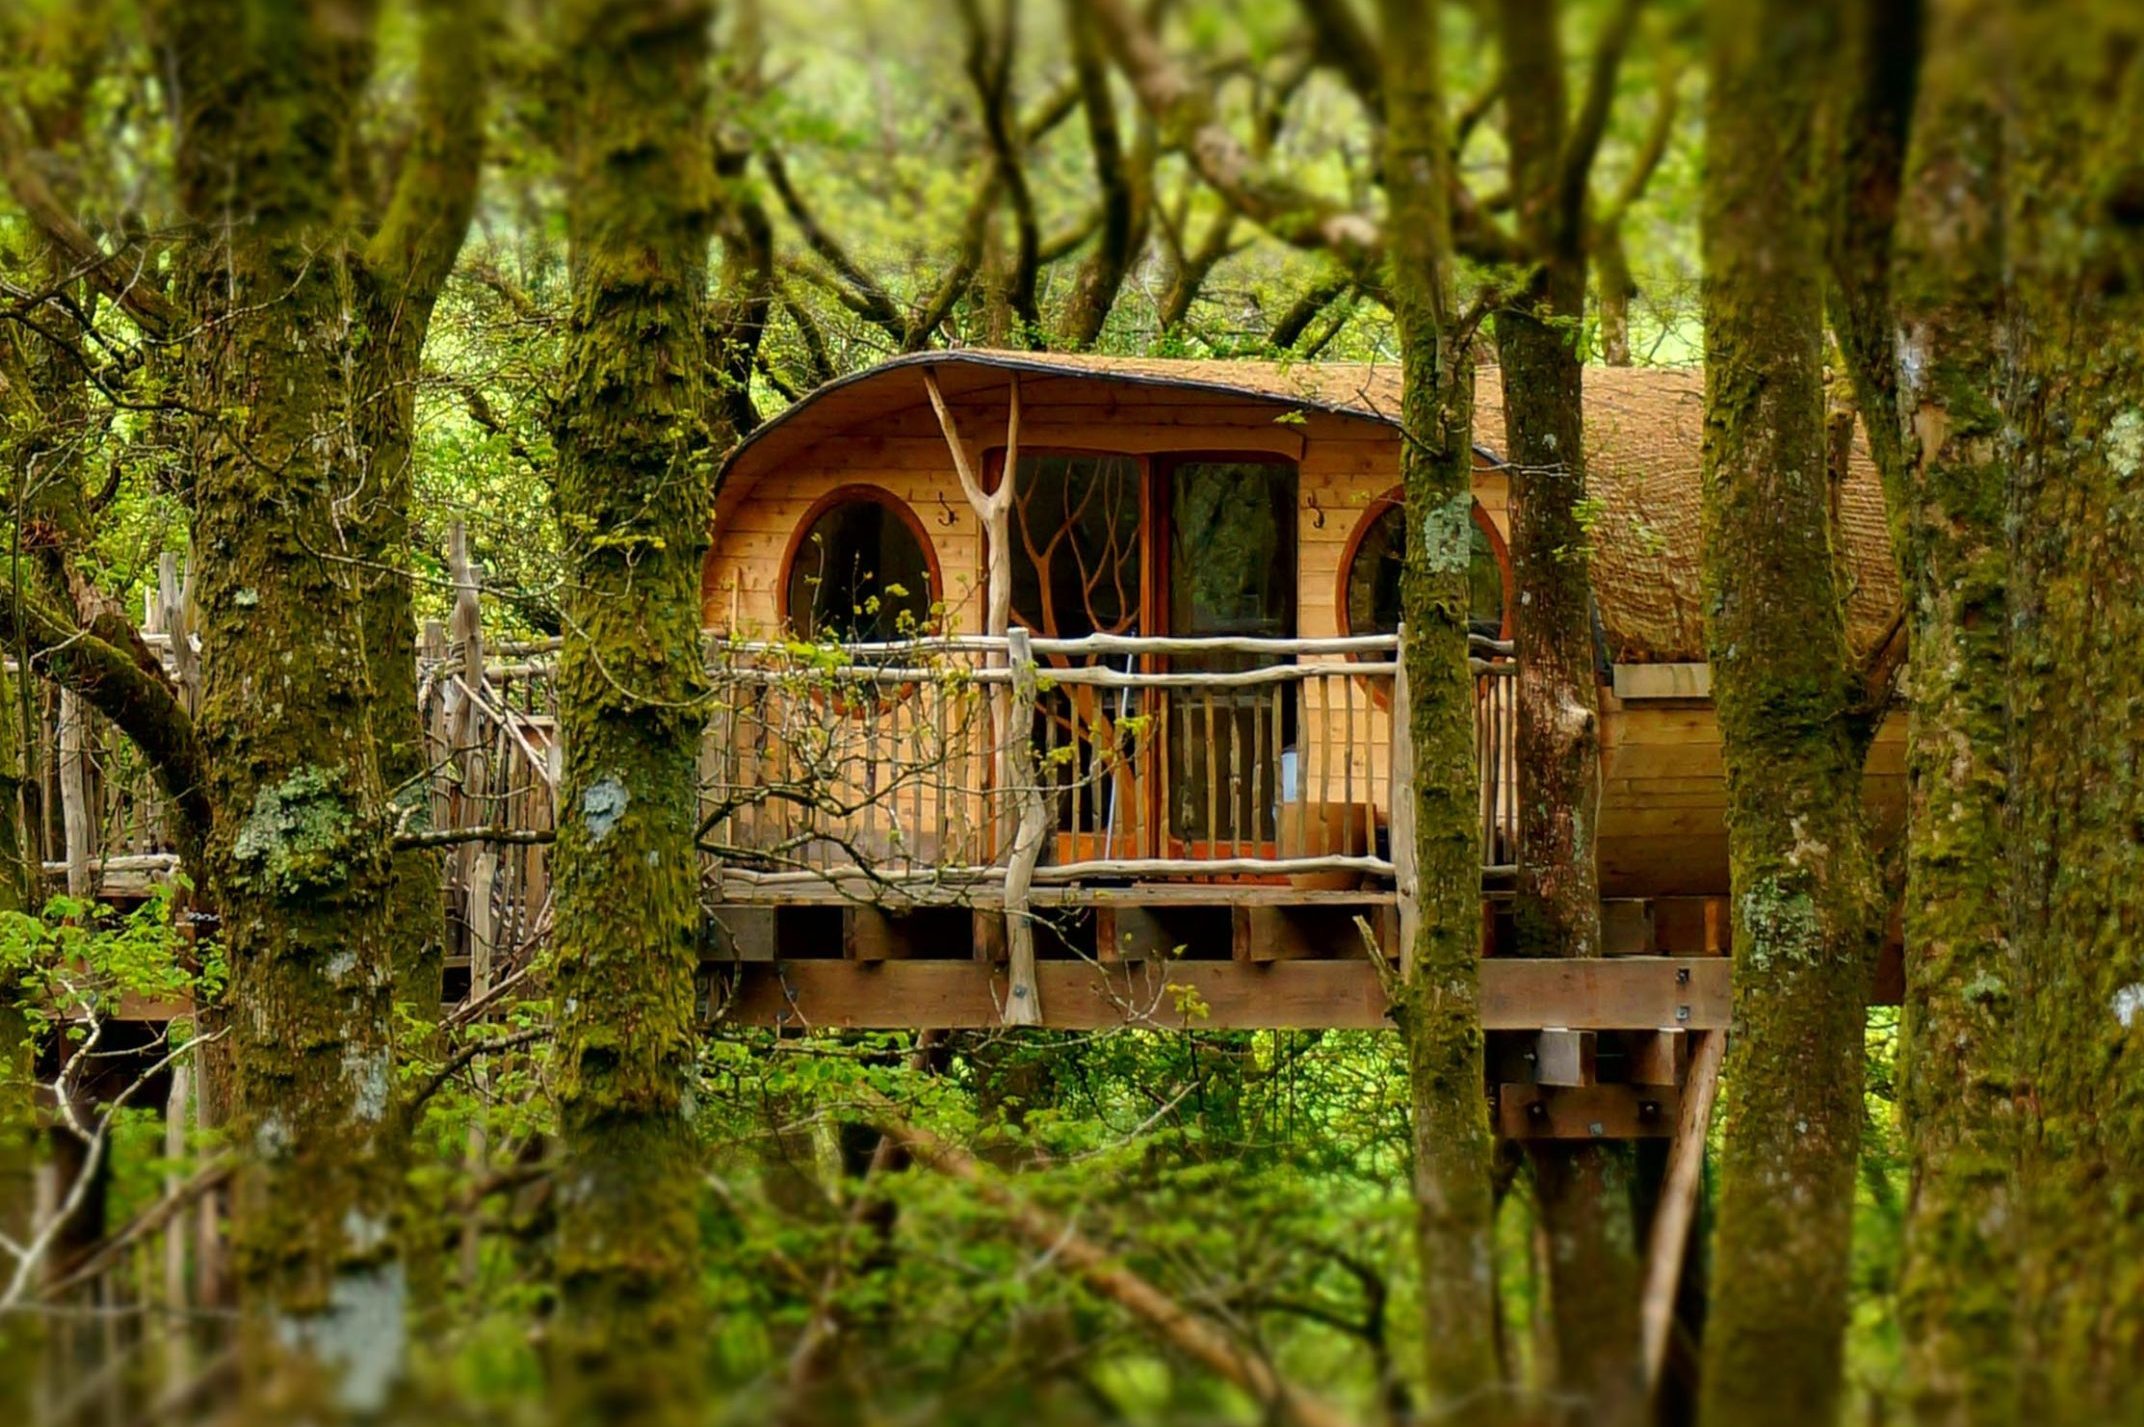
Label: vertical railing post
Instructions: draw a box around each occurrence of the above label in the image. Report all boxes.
[446,522,487,959]
[445,522,494,1286]
[1389,624,1418,978]
[157,551,199,718]
[162,1061,192,1385]
[1001,627,1045,1025]
[57,690,91,899]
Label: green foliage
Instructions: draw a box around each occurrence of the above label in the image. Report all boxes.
[0,880,217,1040]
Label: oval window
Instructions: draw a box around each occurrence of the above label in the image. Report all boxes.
[781,488,937,642]
[1342,495,1508,640]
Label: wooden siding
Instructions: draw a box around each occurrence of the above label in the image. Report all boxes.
[703,383,1904,901]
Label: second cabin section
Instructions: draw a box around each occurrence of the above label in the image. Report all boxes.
[665,351,1908,1038]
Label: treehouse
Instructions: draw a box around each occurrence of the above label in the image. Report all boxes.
[666,350,1907,1073]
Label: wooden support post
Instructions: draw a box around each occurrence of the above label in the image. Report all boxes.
[706,906,778,962]
[1602,898,1657,954]
[842,905,911,962]
[1389,624,1418,977]
[972,908,1009,963]
[924,367,1037,1022]
[461,847,497,1287]
[1629,1028,1689,1086]
[194,1076,222,1312]
[1532,1028,1597,1087]
[1001,628,1045,1025]
[1641,1027,1727,1396]
[1651,897,1712,954]
[447,522,486,867]
[1235,902,1394,962]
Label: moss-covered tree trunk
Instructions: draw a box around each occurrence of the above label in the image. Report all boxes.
[166,1,409,1411]
[1876,3,2021,1419]
[2000,6,2144,1418]
[1493,3,1642,1419]
[0,667,33,1420]
[351,0,487,1024]
[1376,0,1503,1412]
[1696,2,1886,1421]
[548,3,719,1421]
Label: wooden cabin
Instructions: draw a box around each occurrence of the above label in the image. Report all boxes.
[681,351,1906,1066]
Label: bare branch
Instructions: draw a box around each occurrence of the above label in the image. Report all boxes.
[864,1089,1359,1427]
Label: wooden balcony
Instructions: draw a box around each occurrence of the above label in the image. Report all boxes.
[38,616,1732,1042]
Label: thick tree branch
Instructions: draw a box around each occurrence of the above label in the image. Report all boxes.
[0,588,210,854]
[1088,0,1382,264]
[1296,0,1383,110]
[1059,0,1151,348]
[1824,0,1924,500]
[1594,54,1683,234]
[1555,0,1645,249]
[364,0,490,308]
[1268,272,1353,351]
[903,171,1001,350]
[710,159,776,439]
[961,0,1043,345]
[762,149,910,345]
[0,105,184,338]
[865,1092,1358,1427]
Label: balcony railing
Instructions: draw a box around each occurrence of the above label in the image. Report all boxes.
[435,631,1513,883]
[28,612,1517,1021]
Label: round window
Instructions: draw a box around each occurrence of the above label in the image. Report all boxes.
[1341,495,1508,641]
[781,488,938,642]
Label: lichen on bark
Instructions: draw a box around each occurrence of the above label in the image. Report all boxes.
[1868,3,2022,1419]
[164,0,413,1409]
[1999,6,2144,1418]
[1696,1,1887,1421]
[547,2,721,1421]
[1377,0,1503,1412]
[1492,0,1642,1416]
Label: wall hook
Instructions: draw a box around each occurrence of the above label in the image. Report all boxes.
[1306,491,1325,529]
[935,492,959,527]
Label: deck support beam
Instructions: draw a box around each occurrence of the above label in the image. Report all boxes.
[717,955,1730,1032]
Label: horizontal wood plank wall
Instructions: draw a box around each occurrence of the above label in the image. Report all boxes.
[705,382,1509,638]
[699,376,1907,897]
[702,388,1503,852]
[1597,698,1908,896]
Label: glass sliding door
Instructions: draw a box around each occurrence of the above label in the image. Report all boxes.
[1006,453,1148,858]
[1163,459,1298,851]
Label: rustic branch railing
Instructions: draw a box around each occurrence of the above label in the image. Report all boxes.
[30,562,1519,1026]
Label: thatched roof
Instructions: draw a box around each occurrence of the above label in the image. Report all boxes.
[717,350,1900,666]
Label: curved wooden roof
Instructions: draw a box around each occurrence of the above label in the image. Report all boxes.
[717,350,1899,665]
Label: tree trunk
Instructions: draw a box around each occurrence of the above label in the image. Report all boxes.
[1377,0,1503,1413]
[0,666,33,1421]
[353,0,488,1025]
[548,3,719,1422]
[2000,6,2144,1418]
[1696,3,1886,1423]
[1492,2,1642,1421]
[1595,224,1634,366]
[1867,3,2021,1419]
[167,3,408,1412]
